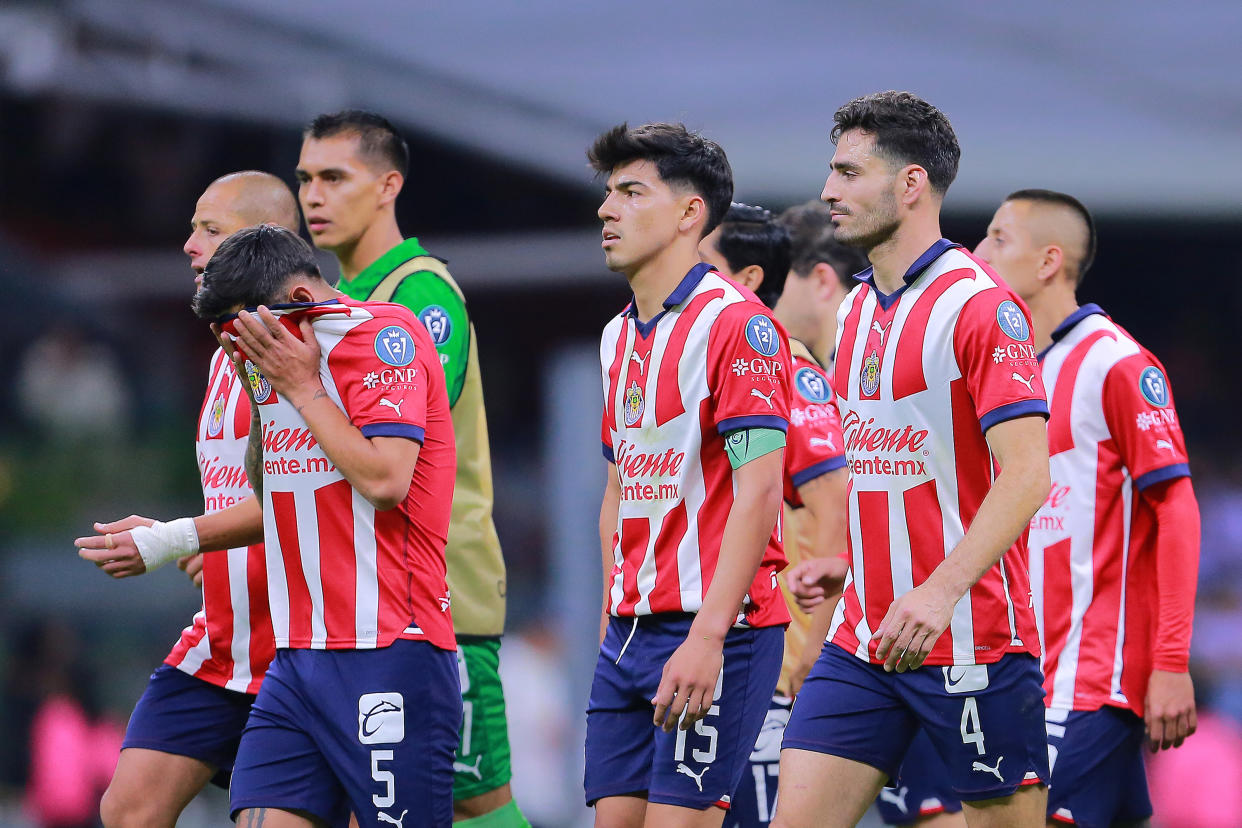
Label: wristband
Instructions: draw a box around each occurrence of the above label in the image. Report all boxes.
[131,517,201,572]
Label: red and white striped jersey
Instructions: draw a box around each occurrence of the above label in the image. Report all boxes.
[225,297,456,652]
[827,240,1047,666]
[164,348,275,694]
[600,263,793,628]
[1028,305,1192,714]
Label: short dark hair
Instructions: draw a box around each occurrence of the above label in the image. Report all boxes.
[778,201,869,289]
[587,122,733,235]
[712,203,790,307]
[831,91,960,194]
[1005,188,1097,283]
[193,225,322,319]
[305,109,409,177]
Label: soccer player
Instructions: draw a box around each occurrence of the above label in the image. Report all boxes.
[975,190,1200,828]
[773,92,1052,828]
[586,123,791,827]
[295,111,523,827]
[74,171,298,828]
[696,203,849,828]
[193,224,461,828]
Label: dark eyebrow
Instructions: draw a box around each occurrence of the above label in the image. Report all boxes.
[831,159,864,174]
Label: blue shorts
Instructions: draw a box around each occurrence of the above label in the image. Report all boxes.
[721,695,791,828]
[783,643,1048,801]
[585,614,783,810]
[121,664,255,788]
[1045,706,1151,828]
[875,730,963,825]
[229,640,461,828]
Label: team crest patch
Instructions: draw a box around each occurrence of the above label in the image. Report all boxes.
[206,391,227,437]
[745,313,780,357]
[860,351,881,396]
[244,359,272,403]
[623,380,645,427]
[375,325,416,367]
[418,305,452,345]
[1139,366,1169,407]
[795,367,831,403]
[996,300,1030,342]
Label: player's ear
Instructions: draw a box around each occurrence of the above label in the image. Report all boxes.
[378,171,404,206]
[898,164,929,206]
[735,264,764,293]
[812,262,840,300]
[1038,245,1064,284]
[288,283,316,304]
[679,194,707,236]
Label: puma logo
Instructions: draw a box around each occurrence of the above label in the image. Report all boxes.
[972,756,1004,781]
[438,592,451,612]
[630,351,649,374]
[810,436,836,449]
[871,320,892,346]
[1010,372,1035,393]
[675,762,709,792]
[379,397,404,418]
[879,785,909,815]
[377,810,408,828]
[750,388,775,409]
[1155,439,1175,451]
[453,754,483,780]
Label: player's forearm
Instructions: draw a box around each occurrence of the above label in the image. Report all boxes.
[245,403,263,499]
[193,495,264,551]
[693,450,784,640]
[1149,476,1200,671]
[293,391,418,510]
[799,468,848,559]
[926,433,1049,600]
[600,467,620,615]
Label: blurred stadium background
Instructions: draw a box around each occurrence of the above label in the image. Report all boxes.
[1,2,1240,826]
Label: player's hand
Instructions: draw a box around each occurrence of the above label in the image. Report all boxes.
[786,557,848,612]
[872,582,955,672]
[1145,670,1197,751]
[178,552,205,587]
[74,516,154,578]
[212,323,258,406]
[651,633,723,733]
[231,308,322,406]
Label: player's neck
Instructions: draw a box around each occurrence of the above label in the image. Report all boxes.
[626,243,700,323]
[774,306,834,365]
[867,215,942,296]
[335,218,405,284]
[1029,285,1080,352]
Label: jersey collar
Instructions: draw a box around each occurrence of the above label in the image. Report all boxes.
[853,238,960,311]
[1039,303,1108,360]
[626,262,716,336]
[343,237,432,297]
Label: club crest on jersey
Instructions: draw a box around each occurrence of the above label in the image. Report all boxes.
[244,360,272,403]
[1139,366,1169,407]
[795,367,831,403]
[374,325,416,367]
[623,380,645,426]
[207,391,227,437]
[860,351,881,396]
[418,305,452,345]
[745,314,780,357]
[996,300,1030,342]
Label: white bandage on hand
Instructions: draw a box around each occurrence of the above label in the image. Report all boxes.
[130,517,201,572]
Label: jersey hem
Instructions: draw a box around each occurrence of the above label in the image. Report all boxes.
[790,455,847,488]
[718,414,789,435]
[979,399,1049,432]
[1134,462,1191,491]
[360,422,425,442]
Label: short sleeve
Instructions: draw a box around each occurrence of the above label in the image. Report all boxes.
[327,316,433,444]
[786,361,847,490]
[1102,353,1190,490]
[706,303,792,435]
[391,272,471,408]
[954,288,1049,432]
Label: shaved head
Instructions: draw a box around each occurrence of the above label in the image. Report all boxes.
[1005,189,1096,283]
[207,170,300,233]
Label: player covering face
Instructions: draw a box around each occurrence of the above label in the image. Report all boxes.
[774,92,1052,828]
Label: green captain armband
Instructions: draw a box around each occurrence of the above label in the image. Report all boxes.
[724,427,786,469]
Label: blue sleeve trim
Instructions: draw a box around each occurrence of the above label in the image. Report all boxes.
[1135,463,1191,491]
[602,443,615,463]
[791,455,848,488]
[979,399,1049,433]
[361,423,425,443]
[718,414,789,435]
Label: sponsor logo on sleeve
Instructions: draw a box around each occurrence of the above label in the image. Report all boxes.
[745,314,781,357]
[418,305,452,345]
[996,300,1031,342]
[358,692,405,744]
[623,380,645,427]
[374,325,416,367]
[795,367,831,403]
[1139,366,1169,407]
[244,359,272,403]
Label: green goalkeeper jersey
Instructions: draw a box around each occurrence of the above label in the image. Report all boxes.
[338,238,506,637]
